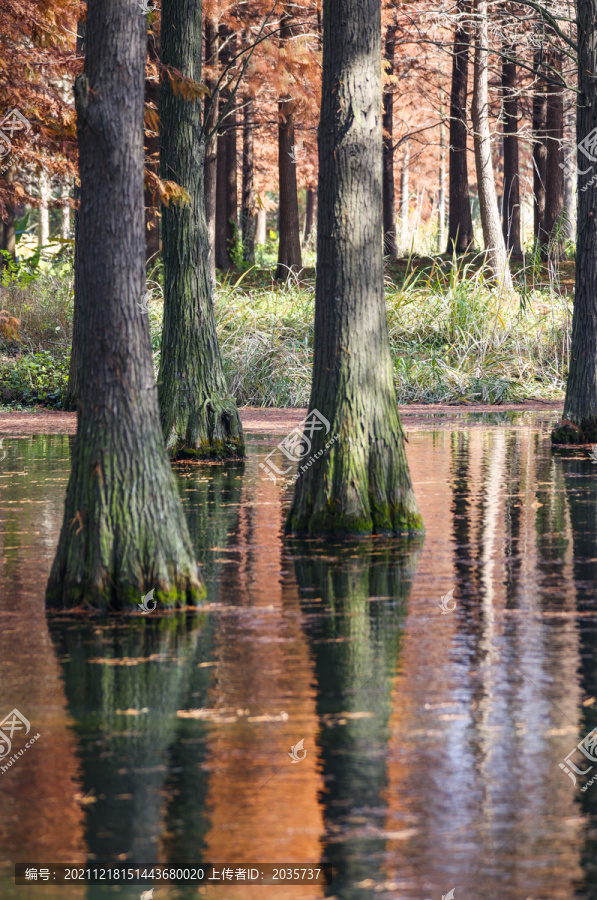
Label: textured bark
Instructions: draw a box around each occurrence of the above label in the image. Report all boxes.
[303,185,315,244]
[533,47,548,246]
[225,93,238,259]
[502,44,521,256]
[204,15,218,284]
[241,95,256,262]
[471,0,512,289]
[46,0,201,609]
[64,17,86,411]
[399,139,409,250]
[286,0,422,536]
[552,0,597,443]
[447,0,474,253]
[382,24,397,257]
[544,46,565,259]
[215,122,230,268]
[158,0,244,459]
[438,75,446,252]
[276,10,302,280]
[214,27,237,269]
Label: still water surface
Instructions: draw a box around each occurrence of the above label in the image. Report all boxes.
[1,414,597,900]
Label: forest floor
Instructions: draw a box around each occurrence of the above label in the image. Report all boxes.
[0,252,574,409]
[0,401,563,436]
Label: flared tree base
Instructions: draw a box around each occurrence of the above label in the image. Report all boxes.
[551,418,597,445]
[163,397,245,460]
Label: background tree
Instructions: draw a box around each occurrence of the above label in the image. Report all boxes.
[447,0,474,253]
[286,0,423,536]
[276,5,303,279]
[47,0,201,608]
[158,0,245,459]
[502,39,521,256]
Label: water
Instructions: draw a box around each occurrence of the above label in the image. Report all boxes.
[1,415,597,900]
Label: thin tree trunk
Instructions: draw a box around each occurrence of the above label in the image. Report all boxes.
[158,0,244,459]
[438,71,446,253]
[204,14,219,285]
[225,90,238,261]
[47,0,201,608]
[533,45,548,246]
[60,180,70,240]
[502,42,521,256]
[241,95,256,262]
[0,175,16,266]
[544,45,565,259]
[144,35,161,265]
[447,0,474,253]
[382,23,397,257]
[286,0,422,536]
[215,119,230,268]
[303,185,315,244]
[276,9,302,279]
[38,169,50,247]
[399,139,409,251]
[215,26,235,269]
[471,0,512,289]
[255,207,266,245]
[552,0,597,442]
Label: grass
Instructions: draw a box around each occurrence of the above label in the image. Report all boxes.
[0,245,573,409]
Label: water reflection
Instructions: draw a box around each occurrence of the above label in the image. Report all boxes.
[1,419,597,898]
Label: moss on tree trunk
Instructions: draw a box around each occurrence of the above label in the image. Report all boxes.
[46,0,202,610]
[158,0,244,460]
[285,0,423,537]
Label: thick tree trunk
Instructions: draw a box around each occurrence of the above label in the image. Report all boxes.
[38,169,50,247]
[303,184,315,244]
[286,0,422,536]
[502,43,521,256]
[158,0,244,459]
[276,10,302,280]
[241,95,256,262]
[471,0,512,289]
[552,0,597,443]
[447,0,474,253]
[533,47,548,246]
[64,17,86,411]
[204,14,219,285]
[544,46,565,259]
[382,24,397,257]
[46,0,201,609]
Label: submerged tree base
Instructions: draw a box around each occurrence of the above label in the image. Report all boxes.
[551,419,597,444]
[163,397,245,460]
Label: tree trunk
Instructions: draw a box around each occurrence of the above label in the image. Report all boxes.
[215,122,230,268]
[204,14,219,285]
[46,0,201,609]
[286,0,422,536]
[399,139,409,251]
[382,24,397,257]
[438,72,446,253]
[0,185,16,267]
[158,0,244,460]
[552,0,597,443]
[60,180,70,240]
[544,45,565,259]
[64,17,86,411]
[471,0,512,289]
[214,27,236,269]
[501,43,521,256]
[255,207,266,245]
[241,95,256,262]
[276,10,302,280]
[38,169,50,247]
[447,0,474,253]
[303,185,315,245]
[225,92,238,261]
[533,46,548,246]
